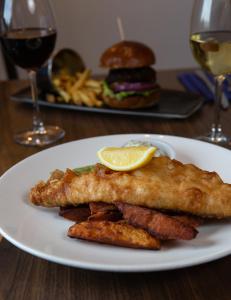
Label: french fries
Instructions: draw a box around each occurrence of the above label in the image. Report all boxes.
[47,69,103,107]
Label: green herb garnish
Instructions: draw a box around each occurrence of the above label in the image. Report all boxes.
[73,165,95,174]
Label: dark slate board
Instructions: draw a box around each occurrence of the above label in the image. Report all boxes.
[11,88,203,119]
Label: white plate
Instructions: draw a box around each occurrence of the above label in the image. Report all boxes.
[0,134,231,272]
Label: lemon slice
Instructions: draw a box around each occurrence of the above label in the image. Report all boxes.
[97,146,157,171]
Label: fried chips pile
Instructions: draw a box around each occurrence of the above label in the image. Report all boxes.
[47,69,103,107]
[60,202,202,250]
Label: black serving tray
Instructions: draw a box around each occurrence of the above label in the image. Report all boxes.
[11,88,203,119]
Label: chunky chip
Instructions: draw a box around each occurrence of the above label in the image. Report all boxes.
[173,215,203,228]
[59,206,90,222]
[116,202,198,240]
[88,211,122,222]
[68,220,161,250]
[89,202,117,214]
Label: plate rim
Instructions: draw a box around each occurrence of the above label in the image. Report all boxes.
[0,133,231,272]
[1,228,231,272]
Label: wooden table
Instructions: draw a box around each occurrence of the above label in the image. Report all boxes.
[0,70,230,300]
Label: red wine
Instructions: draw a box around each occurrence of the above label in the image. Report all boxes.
[1,28,56,70]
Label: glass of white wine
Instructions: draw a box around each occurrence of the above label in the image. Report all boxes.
[190,0,231,144]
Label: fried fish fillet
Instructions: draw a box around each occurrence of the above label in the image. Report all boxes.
[68,220,161,249]
[30,156,231,218]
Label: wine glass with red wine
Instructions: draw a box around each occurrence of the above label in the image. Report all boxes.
[0,0,65,146]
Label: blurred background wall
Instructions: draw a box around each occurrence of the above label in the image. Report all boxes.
[0,0,196,79]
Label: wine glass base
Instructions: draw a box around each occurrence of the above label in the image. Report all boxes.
[14,126,65,147]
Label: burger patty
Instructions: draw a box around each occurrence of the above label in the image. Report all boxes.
[105,67,156,84]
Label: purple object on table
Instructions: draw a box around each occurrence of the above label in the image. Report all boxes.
[178,71,231,106]
[178,72,214,102]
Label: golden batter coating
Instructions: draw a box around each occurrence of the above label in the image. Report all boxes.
[30,157,231,218]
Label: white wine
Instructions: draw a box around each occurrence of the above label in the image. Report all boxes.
[190,31,231,76]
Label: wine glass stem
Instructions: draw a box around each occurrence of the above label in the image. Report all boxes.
[28,70,45,133]
[212,75,224,136]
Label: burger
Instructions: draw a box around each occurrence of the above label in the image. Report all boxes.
[100,40,160,109]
